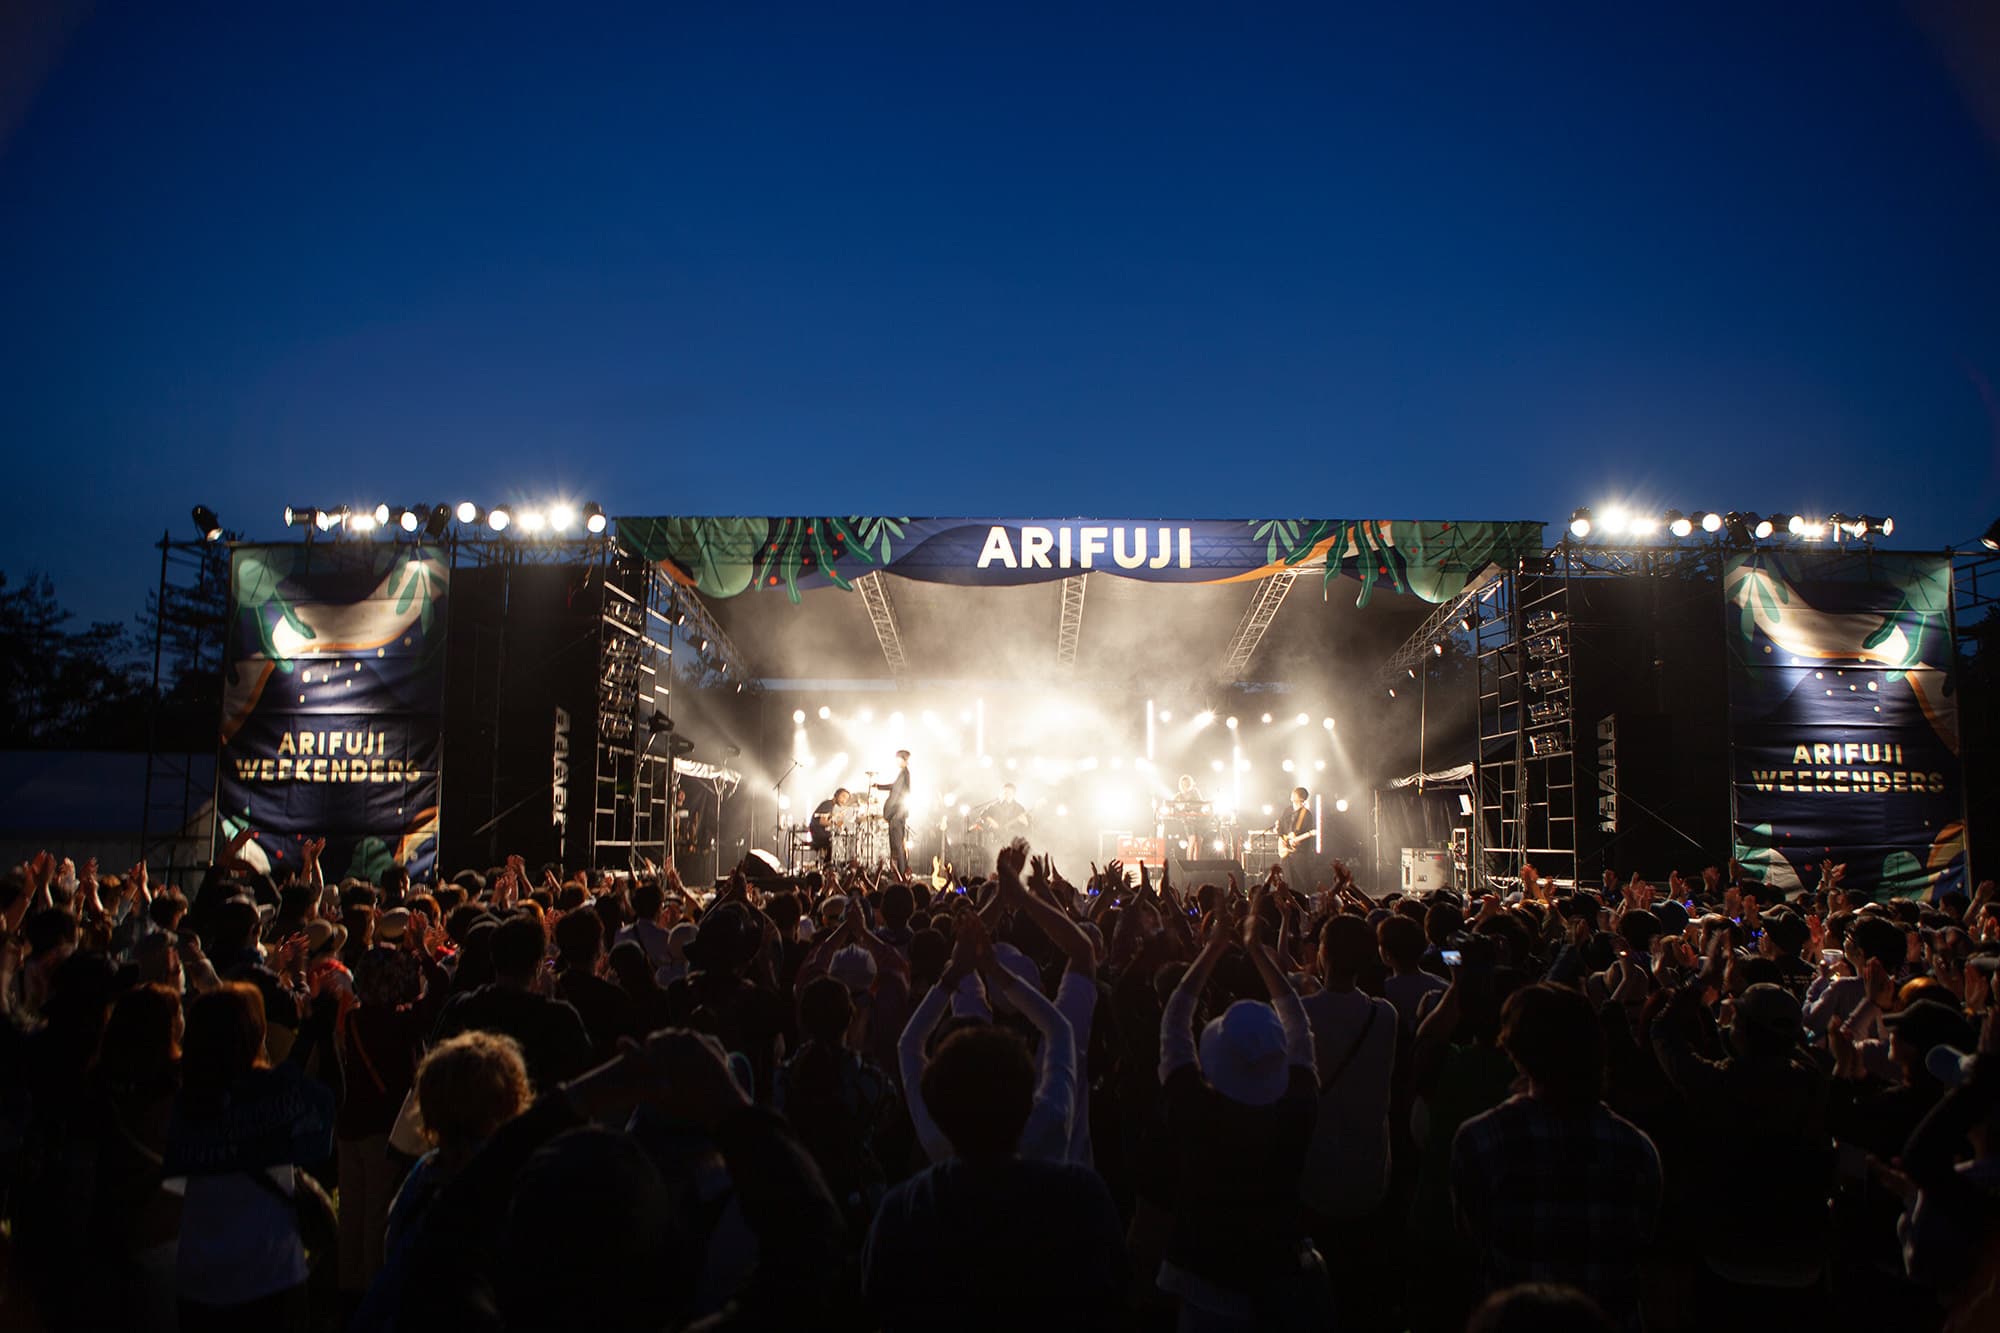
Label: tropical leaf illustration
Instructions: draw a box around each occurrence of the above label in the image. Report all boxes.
[751,516,912,601]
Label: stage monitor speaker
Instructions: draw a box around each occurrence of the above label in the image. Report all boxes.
[1169,858,1244,890]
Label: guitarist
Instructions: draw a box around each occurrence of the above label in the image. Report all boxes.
[1277,786,1315,855]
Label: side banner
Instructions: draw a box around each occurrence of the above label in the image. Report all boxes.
[1724,551,1964,899]
[617,516,1543,606]
[218,544,449,882]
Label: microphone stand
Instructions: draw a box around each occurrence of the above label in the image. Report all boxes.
[773,758,801,870]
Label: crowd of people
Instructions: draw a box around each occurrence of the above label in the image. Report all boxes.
[2,830,1997,1331]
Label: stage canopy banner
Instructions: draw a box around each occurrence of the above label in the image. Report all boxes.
[617,517,1544,606]
[1724,550,1964,900]
[217,543,449,882]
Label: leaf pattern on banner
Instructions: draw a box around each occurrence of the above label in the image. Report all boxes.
[387,550,447,636]
[233,548,314,672]
[753,516,911,601]
[1250,519,1337,567]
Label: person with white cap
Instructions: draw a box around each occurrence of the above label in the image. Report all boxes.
[1153,901,1328,1330]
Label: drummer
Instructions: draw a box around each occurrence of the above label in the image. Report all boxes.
[809,787,853,863]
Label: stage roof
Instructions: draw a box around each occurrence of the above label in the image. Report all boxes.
[666,516,1541,685]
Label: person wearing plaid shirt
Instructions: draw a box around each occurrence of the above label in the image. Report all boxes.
[1451,982,1662,1330]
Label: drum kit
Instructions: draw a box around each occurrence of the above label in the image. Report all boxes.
[781,769,892,869]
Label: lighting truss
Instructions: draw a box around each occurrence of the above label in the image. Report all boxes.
[1374,565,1503,687]
[854,571,910,679]
[1219,568,1302,679]
[1056,573,1089,672]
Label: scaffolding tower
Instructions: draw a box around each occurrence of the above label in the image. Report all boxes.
[1474,560,1578,890]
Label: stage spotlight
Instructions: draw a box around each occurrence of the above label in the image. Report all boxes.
[350,510,378,533]
[1055,804,1067,817]
[1795,516,1828,540]
[1458,615,1472,632]
[372,503,391,526]
[696,637,710,654]
[1601,505,1630,536]
[518,509,546,533]
[1225,715,1238,730]
[1406,666,1417,679]
[1827,512,1851,536]
[1629,514,1659,536]
[316,508,343,532]
[857,707,873,722]
[1193,710,1214,729]
[1210,759,1225,772]
[1334,798,1350,813]
[1158,710,1173,723]
[1387,686,1397,698]
[1431,642,1445,656]
[1753,515,1778,540]
[1322,717,1335,730]
[1786,514,1807,536]
[1262,804,1274,817]
[1699,510,1724,533]
[423,504,450,539]
[582,503,608,534]
[792,709,806,724]
[192,506,223,541]
[1665,510,1693,538]
[1568,508,1592,539]
[734,681,746,694]
[1874,516,1894,537]
[548,503,576,532]
[455,501,479,524]
[1261,712,1273,724]
[1282,759,1295,772]
[487,506,512,532]
[1313,759,1326,771]
[396,507,420,533]
[284,505,312,528]
[817,705,831,720]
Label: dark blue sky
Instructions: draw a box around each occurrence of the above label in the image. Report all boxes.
[4,1,1998,626]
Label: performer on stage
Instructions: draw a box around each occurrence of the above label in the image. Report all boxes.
[809,787,852,862]
[1172,773,1206,806]
[873,752,911,877]
[1278,785,1315,853]
[980,782,1031,838]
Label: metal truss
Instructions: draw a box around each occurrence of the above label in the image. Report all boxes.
[1375,566,1504,687]
[1217,568,1301,679]
[669,579,751,684]
[854,571,910,679]
[1056,574,1088,671]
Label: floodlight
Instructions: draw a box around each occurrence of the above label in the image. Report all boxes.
[487,507,511,532]
[1665,510,1693,538]
[1601,506,1630,535]
[817,705,831,720]
[284,505,312,528]
[350,510,377,533]
[423,504,451,539]
[1753,515,1778,539]
[582,503,607,534]
[372,503,391,526]
[548,503,576,531]
[396,507,421,533]
[1568,508,1592,539]
[192,506,223,541]
[456,501,479,524]
[793,709,806,724]
[1335,798,1349,813]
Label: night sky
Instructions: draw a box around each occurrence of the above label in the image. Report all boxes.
[3,1,1998,627]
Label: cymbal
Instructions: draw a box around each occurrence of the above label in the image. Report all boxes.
[862,769,878,778]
